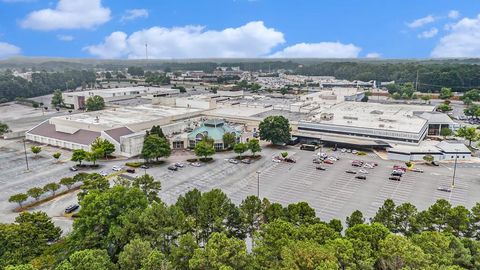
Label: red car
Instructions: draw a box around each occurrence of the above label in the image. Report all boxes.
[393,165,407,172]
[324,159,334,164]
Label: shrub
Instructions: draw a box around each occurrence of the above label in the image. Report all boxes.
[125,162,143,168]
[357,151,367,156]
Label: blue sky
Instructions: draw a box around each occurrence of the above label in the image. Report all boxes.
[0,0,479,59]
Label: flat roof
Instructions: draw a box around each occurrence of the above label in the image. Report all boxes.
[54,104,202,127]
[28,121,100,146]
[64,86,174,96]
[304,102,435,133]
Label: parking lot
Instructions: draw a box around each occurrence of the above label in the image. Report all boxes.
[2,139,480,231]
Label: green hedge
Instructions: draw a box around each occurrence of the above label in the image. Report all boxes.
[125,162,143,168]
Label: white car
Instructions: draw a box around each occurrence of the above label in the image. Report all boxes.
[272,158,281,163]
[228,159,239,164]
[363,163,374,169]
[352,150,358,154]
[341,148,347,153]
[318,152,328,158]
[358,169,369,174]
[328,157,337,161]
[100,171,108,177]
[112,165,122,171]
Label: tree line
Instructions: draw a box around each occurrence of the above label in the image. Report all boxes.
[0,70,96,103]
[4,170,480,269]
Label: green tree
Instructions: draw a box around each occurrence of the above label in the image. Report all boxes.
[437,103,453,112]
[194,140,215,161]
[142,135,171,162]
[56,249,113,270]
[411,231,454,267]
[71,149,87,165]
[0,122,9,134]
[170,233,199,270]
[279,240,338,270]
[52,152,61,162]
[233,143,248,158]
[326,238,355,270]
[5,264,35,270]
[247,138,262,157]
[440,127,453,139]
[346,210,365,228]
[31,146,41,156]
[464,104,480,118]
[423,154,434,163]
[147,125,166,138]
[189,232,249,270]
[43,182,60,196]
[118,238,152,270]
[91,138,115,158]
[222,133,236,150]
[240,195,262,240]
[394,202,418,235]
[15,211,61,242]
[378,234,429,269]
[9,193,29,207]
[85,95,105,111]
[78,173,110,201]
[51,89,64,107]
[456,126,479,146]
[85,149,102,166]
[59,177,76,190]
[132,174,162,203]
[371,199,396,231]
[284,201,318,225]
[439,87,454,100]
[27,187,44,201]
[140,250,173,270]
[72,186,148,252]
[258,115,291,145]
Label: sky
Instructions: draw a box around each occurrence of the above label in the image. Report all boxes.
[0,0,479,59]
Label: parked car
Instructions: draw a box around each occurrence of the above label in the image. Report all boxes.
[313,159,322,164]
[100,171,108,177]
[168,165,178,171]
[272,158,281,163]
[327,157,337,161]
[431,161,440,166]
[112,165,122,171]
[352,161,362,167]
[363,163,374,169]
[437,186,452,192]
[341,148,347,153]
[389,176,401,181]
[284,157,296,163]
[317,152,328,158]
[358,169,369,174]
[355,175,367,180]
[316,166,326,171]
[411,168,424,173]
[228,159,239,164]
[241,158,252,164]
[190,162,202,167]
[126,168,135,174]
[345,170,357,174]
[323,159,334,164]
[175,162,185,168]
[391,170,404,176]
[352,150,358,154]
[65,204,79,214]
[69,166,78,172]
[393,165,407,172]
[140,165,149,169]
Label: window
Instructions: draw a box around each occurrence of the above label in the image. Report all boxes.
[173,141,184,149]
[214,143,223,150]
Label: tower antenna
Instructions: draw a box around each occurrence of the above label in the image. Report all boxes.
[145,43,148,60]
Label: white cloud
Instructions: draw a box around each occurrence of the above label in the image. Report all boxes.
[121,9,149,22]
[366,52,381,58]
[85,21,285,59]
[57,34,74,41]
[270,42,361,58]
[431,14,480,58]
[2,0,36,3]
[21,0,111,30]
[448,10,460,19]
[407,15,435,28]
[418,27,438,39]
[0,42,21,58]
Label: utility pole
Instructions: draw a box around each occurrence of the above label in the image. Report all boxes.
[23,139,29,171]
[452,150,459,188]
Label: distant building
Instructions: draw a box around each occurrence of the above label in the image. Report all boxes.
[387,141,471,161]
[188,119,241,150]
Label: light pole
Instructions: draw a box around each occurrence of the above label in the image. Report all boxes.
[256,171,260,198]
[452,149,459,188]
[22,139,29,171]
